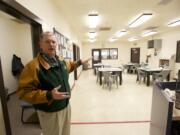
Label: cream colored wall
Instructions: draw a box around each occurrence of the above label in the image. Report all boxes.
[16,0,82,50]
[0,13,33,94]
[130,28,180,77]
[157,29,180,76]
[82,41,131,67]
[0,101,5,135]
[82,29,180,77]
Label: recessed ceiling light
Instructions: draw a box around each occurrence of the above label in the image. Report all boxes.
[128,37,138,42]
[168,19,180,27]
[88,12,99,28]
[109,37,117,42]
[88,39,96,43]
[116,30,127,37]
[129,13,153,28]
[142,30,157,37]
[88,32,97,39]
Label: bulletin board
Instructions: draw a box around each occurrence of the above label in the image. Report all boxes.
[53,28,73,60]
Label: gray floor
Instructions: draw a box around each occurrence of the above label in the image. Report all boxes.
[7,69,152,135]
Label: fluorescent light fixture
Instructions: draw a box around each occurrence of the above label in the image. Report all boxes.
[116,30,127,37]
[129,13,153,28]
[128,37,138,42]
[88,13,99,28]
[168,19,180,27]
[88,32,97,39]
[88,39,96,43]
[142,30,157,37]
[109,38,117,42]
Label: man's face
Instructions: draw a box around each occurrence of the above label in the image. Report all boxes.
[40,35,57,57]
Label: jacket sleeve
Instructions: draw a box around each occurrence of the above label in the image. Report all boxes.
[65,60,82,73]
[17,60,49,104]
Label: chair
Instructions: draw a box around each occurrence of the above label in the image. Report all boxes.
[102,71,118,90]
[102,71,112,90]
[130,64,139,74]
[111,72,119,88]
[129,65,136,74]
[122,64,128,73]
[96,68,100,83]
[21,101,39,124]
[140,62,148,68]
[136,69,146,84]
[152,69,170,82]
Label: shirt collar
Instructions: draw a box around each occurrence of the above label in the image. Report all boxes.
[38,52,60,70]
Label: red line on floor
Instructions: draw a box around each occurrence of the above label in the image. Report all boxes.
[71,120,150,125]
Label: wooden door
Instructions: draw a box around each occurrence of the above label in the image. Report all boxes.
[131,48,140,63]
[176,40,180,63]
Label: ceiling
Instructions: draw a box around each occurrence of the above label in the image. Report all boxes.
[54,0,180,43]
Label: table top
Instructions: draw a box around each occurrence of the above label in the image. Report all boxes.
[94,63,110,66]
[139,67,171,72]
[98,67,122,72]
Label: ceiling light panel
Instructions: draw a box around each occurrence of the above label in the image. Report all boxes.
[116,30,127,37]
[109,38,117,42]
[88,32,97,39]
[168,19,180,27]
[88,13,99,28]
[142,30,157,37]
[129,13,153,28]
[88,39,96,43]
[128,37,138,42]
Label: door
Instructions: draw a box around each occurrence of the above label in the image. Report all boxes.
[73,44,78,80]
[131,48,140,63]
[176,40,180,63]
[92,49,101,68]
[0,57,12,135]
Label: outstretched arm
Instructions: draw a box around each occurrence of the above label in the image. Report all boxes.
[81,57,92,65]
[65,57,92,73]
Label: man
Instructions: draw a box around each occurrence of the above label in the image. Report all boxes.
[17,32,91,135]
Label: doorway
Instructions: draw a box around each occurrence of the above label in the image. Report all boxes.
[92,49,101,68]
[131,48,140,63]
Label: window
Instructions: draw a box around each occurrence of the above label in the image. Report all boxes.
[93,51,100,61]
[101,49,109,59]
[98,48,118,60]
[109,49,118,59]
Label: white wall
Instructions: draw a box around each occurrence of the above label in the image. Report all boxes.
[16,0,82,50]
[82,41,131,67]
[0,101,5,135]
[128,28,180,77]
[82,28,180,79]
[149,29,180,75]
[157,29,180,76]
[0,12,33,94]
[15,0,85,86]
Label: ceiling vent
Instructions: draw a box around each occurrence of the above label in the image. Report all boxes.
[99,27,111,31]
[158,0,173,5]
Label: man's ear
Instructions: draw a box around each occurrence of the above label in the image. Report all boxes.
[39,42,43,51]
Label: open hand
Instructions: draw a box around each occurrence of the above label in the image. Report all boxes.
[51,85,70,100]
[81,57,92,64]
